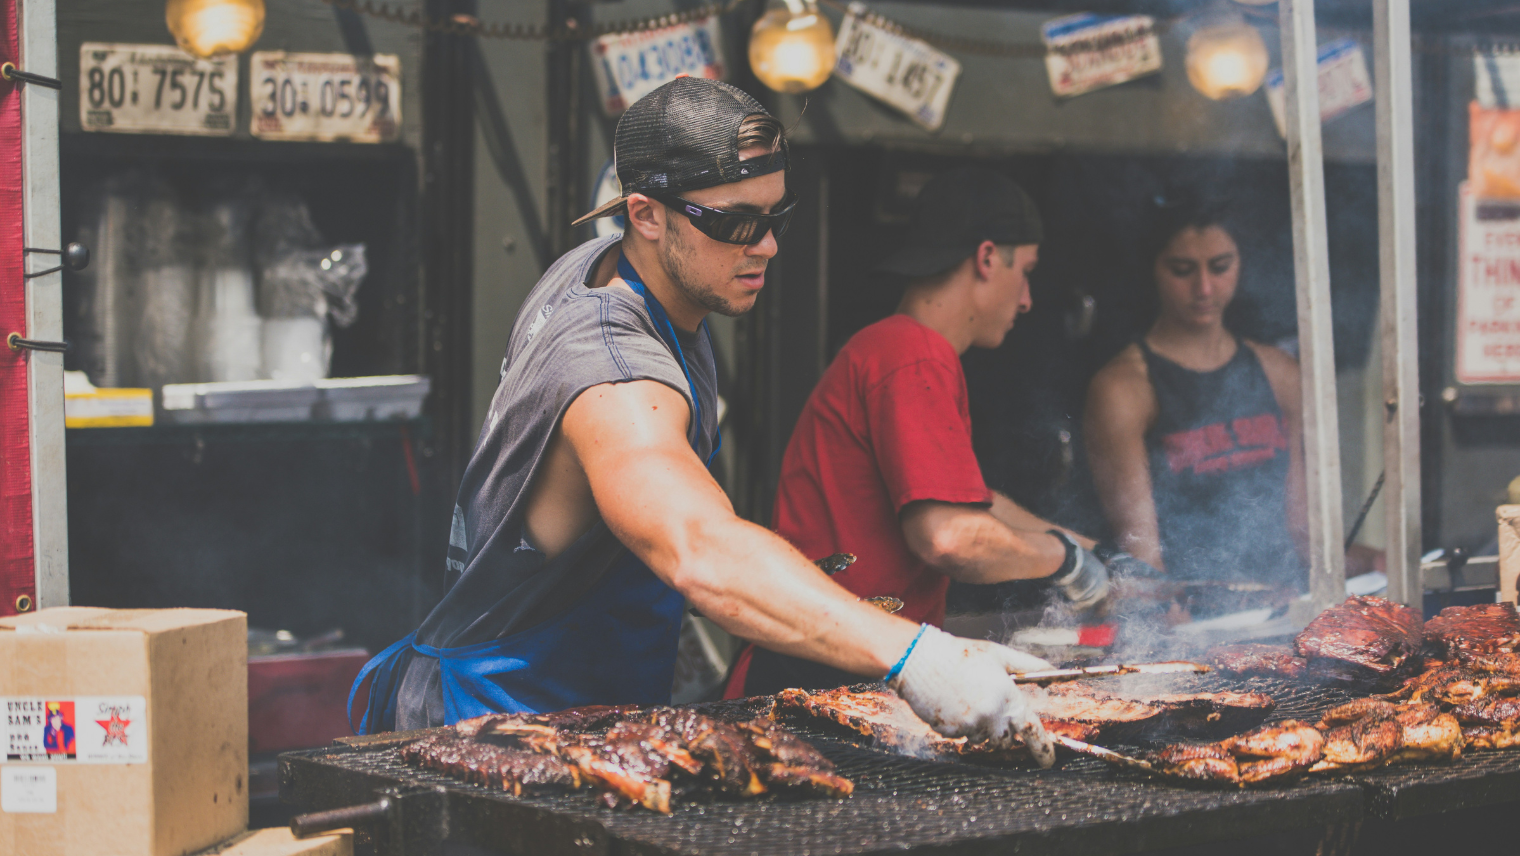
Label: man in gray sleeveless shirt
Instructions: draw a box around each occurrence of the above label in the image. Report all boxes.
[354,77,1060,767]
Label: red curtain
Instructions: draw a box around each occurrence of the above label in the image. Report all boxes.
[0,0,36,617]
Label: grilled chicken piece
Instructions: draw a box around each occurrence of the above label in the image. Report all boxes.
[1384,664,1520,705]
[1040,683,1165,736]
[1150,691,1277,736]
[1461,724,1520,750]
[773,686,1096,763]
[1208,643,1308,680]
[1222,721,1325,784]
[1150,742,1241,786]
[1451,695,1520,727]
[1424,603,1520,661]
[401,732,581,795]
[1295,595,1424,683]
[1389,704,1463,763]
[1311,700,1403,772]
[738,718,854,797]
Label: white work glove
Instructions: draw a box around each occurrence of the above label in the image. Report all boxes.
[887,625,1058,768]
[1049,530,1110,611]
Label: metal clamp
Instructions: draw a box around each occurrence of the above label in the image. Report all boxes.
[7,333,70,353]
[0,62,62,90]
[290,785,447,856]
[24,243,90,279]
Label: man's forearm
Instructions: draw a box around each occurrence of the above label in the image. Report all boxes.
[990,492,1096,550]
[901,501,1067,584]
[655,516,922,676]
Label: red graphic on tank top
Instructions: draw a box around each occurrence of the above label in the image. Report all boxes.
[1163,413,1287,475]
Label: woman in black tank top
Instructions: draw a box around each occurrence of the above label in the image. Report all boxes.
[1084,203,1312,589]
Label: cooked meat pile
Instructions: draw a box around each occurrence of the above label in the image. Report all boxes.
[1294,595,1424,684]
[1208,643,1308,680]
[1424,603,1520,662]
[773,685,1098,764]
[402,704,852,813]
[1146,721,1324,787]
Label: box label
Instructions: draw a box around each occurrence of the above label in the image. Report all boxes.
[4,697,148,763]
[1,767,56,813]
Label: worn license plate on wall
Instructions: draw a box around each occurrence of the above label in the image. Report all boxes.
[1265,38,1372,137]
[79,43,236,136]
[1041,14,1161,98]
[834,3,961,132]
[590,16,726,116]
[250,51,401,142]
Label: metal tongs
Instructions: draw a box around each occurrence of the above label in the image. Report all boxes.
[1011,661,1210,685]
[1051,734,1158,774]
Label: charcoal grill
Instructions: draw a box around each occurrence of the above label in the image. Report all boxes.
[278,673,1520,855]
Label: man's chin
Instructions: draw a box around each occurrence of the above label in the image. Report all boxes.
[711,292,760,318]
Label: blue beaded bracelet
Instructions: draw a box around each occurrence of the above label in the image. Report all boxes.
[885,623,929,683]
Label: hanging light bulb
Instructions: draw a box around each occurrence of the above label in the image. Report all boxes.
[1185,13,1270,100]
[749,0,836,94]
[166,0,265,58]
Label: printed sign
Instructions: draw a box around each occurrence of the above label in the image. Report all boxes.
[1475,51,1520,109]
[1264,38,1372,137]
[589,16,726,116]
[79,43,236,136]
[1041,14,1161,98]
[4,696,147,764]
[1,767,56,814]
[1456,182,1520,384]
[249,52,401,143]
[834,3,961,131]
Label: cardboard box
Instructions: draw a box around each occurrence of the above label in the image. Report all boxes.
[192,828,351,856]
[0,607,248,856]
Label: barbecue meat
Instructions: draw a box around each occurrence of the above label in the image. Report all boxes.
[1311,699,1403,772]
[401,732,581,794]
[1150,743,1240,786]
[1150,691,1276,736]
[1295,595,1424,683]
[1208,644,1308,680]
[1462,723,1520,750]
[643,707,767,797]
[1451,695,1520,728]
[1222,721,1324,784]
[1385,662,1520,706]
[773,686,1097,763]
[1389,704,1463,763]
[1424,603,1520,661]
[1039,683,1164,737]
[738,718,854,797]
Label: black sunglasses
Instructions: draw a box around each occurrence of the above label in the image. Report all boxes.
[649,191,798,246]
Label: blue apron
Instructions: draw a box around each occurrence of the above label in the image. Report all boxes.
[350,253,717,733]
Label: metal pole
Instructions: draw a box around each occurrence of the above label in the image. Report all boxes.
[1373,0,1422,607]
[20,0,68,608]
[546,0,584,260]
[1279,0,1347,616]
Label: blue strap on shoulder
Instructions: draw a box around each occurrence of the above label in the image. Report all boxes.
[886,624,929,683]
[616,253,721,466]
[347,631,417,734]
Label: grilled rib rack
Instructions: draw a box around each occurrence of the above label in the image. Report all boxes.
[279,676,1520,856]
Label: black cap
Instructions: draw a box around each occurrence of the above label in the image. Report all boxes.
[573,77,788,227]
[876,168,1043,278]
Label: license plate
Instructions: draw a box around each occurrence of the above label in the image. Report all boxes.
[79,43,236,136]
[833,4,961,132]
[1041,14,1162,98]
[590,16,726,116]
[249,51,401,143]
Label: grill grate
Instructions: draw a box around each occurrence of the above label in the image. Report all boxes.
[280,674,1520,855]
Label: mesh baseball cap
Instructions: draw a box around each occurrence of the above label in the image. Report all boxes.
[876,167,1044,278]
[573,77,788,227]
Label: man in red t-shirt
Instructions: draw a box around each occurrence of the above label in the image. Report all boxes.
[729,168,1127,696]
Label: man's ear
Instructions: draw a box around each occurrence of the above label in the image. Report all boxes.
[624,193,664,241]
[973,240,1001,280]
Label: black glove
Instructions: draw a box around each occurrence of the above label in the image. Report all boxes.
[1048,530,1109,610]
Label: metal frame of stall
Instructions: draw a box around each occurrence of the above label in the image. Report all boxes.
[1282,0,1423,615]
